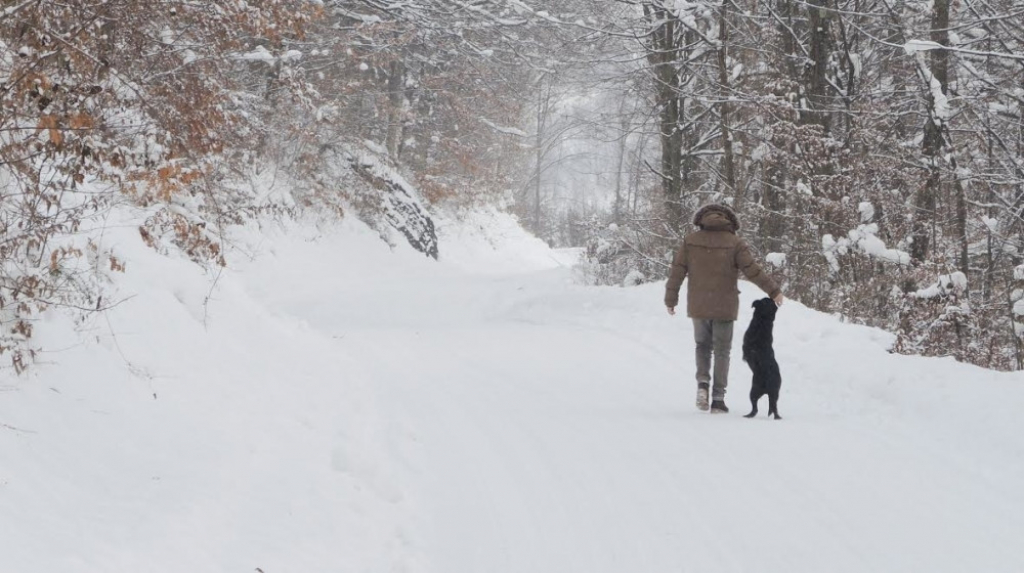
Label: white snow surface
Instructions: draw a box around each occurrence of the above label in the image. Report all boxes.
[914,271,969,299]
[825,224,911,271]
[858,201,875,223]
[765,252,787,268]
[1015,264,1024,281]
[848,224,911,266]
[479,118,529,138]
[903,39,945,54]
[2,210,1024,573]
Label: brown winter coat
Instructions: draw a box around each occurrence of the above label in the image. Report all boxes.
[664,205,781,320]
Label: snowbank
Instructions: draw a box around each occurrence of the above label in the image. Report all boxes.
[0,211,426,573]
[435,207,570,274]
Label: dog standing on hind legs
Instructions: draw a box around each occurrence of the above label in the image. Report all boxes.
[742,298,783,420]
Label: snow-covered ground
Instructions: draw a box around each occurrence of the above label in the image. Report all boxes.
[2,210,1023,572]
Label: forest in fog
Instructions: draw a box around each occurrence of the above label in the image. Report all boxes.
[2,0,1023,368]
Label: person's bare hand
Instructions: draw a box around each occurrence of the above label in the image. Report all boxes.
[773,293,785,306]
[667,306,676,316]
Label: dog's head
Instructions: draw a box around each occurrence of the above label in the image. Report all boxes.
[752,297,778,321]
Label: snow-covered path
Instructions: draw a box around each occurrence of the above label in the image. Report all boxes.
[3,216,1024,572]
[251,229,1024,572]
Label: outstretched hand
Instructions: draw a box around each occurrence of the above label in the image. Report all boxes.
[667,306,676,316]
[773,293,785,306]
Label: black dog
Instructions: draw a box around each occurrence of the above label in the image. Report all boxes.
[742,298,782,420]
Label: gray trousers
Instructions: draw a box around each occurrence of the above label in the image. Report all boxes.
[693,319,734,400]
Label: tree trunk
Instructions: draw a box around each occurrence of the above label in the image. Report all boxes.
[955,174,969,277]
[718,0,737,199]
[644,4,684,231]
[912,0,950,264]
[535,90,546,233]
[763,162,786,253]
[613,97,632,225]
[659,85,684,229]
[805,0,832,132]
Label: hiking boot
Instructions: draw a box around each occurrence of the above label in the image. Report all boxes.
[696,384,710,411]
[710,400,729,414]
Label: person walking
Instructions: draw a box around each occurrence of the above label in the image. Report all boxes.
[665,204,784,413]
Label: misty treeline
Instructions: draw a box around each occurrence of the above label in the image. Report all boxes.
[0,1,1022,371]
[518,0,1024,371]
